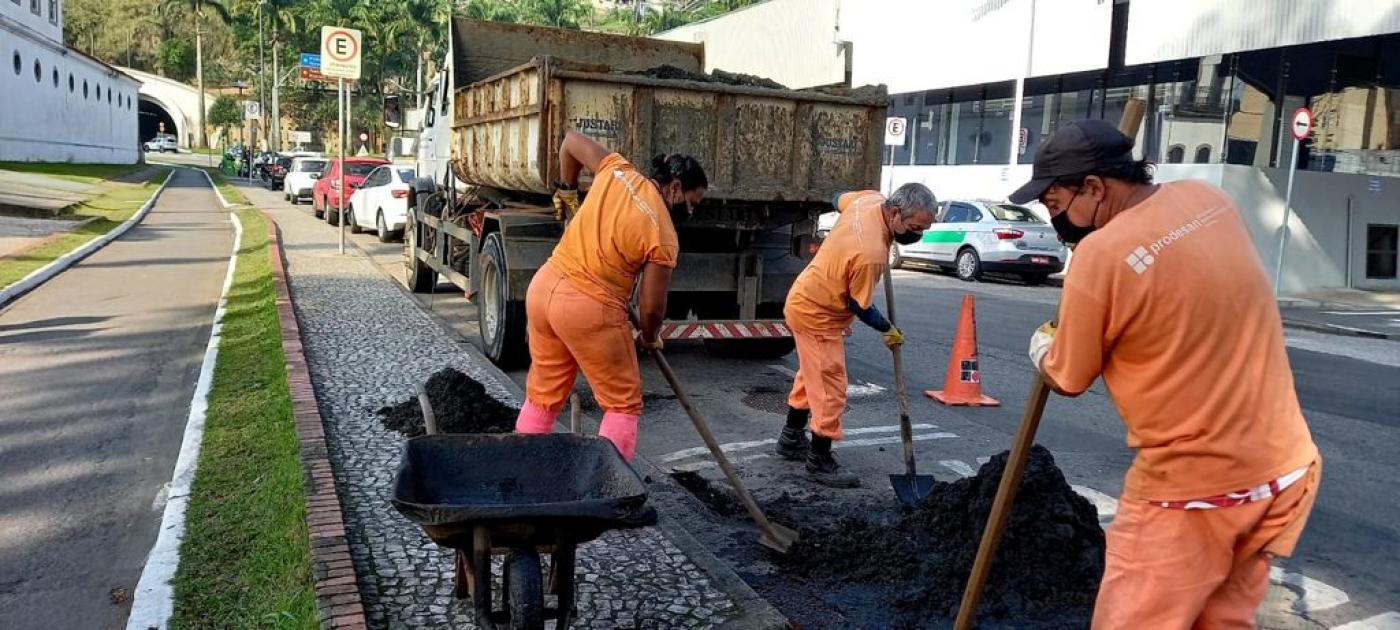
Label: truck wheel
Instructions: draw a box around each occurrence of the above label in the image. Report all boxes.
[505,550,544,630]
[404,208,437,293]
[479,232,529,368]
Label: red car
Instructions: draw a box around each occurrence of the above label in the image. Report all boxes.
[313,157,389,224]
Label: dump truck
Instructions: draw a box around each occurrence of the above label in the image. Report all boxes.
[410,18,887,368]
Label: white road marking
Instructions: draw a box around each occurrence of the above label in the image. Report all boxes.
[767,364,886,397]
[670,432,959,472]
[1319,310,1398,316]
[1332,612,1400,630]
[1071,485,1120,525]
[658,424,940,464]
[940,459,976,478]
[126,200,242,629]
[150,482,171,513]
[976,456,990,465]
[1270,567,1350,613]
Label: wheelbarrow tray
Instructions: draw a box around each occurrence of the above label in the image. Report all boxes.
[391,433,652,548]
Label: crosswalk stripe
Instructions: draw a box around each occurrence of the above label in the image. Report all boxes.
[658,424,940,464]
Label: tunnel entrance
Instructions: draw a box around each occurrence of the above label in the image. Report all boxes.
[138,98,178,144]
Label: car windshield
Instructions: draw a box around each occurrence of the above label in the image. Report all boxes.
[297,160,327,172]
[346,163,381,177]
[395,168,416,182]
[986,203,1043,223]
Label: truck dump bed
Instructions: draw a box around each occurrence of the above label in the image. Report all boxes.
[448,19,886,205]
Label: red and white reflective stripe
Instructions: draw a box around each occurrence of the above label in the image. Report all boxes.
[658,321,792,341]
[1154,465,1310,510]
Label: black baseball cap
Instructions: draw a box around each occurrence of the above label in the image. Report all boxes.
[1008,119,1135,204]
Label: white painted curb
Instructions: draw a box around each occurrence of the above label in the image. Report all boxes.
[125,204,244,629]
[194,167,235,209]
[0,169,175,308]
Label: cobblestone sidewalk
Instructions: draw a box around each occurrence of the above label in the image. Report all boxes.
[262,203,744,629]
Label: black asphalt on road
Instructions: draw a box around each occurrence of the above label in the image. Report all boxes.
[0,169,231,629]
[240,179,1400,628]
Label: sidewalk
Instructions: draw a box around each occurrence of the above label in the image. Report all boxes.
[255,188,776,628]
[1279,289,1400,341]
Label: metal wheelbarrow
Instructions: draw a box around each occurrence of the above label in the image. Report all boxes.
[391,432,656,629]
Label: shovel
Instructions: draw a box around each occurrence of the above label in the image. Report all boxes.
[883,265,936,506]
[631,313,799,553]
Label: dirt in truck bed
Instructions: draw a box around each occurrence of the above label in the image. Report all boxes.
[781,445,1105,626]
[378,367,518,436]
[625,64,788,90]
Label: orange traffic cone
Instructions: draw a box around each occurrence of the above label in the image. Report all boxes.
[926,294,1000,407]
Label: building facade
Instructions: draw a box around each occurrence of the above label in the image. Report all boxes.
[2,0,140,163]
[657,0,1400,293]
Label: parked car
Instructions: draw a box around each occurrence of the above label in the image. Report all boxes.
[894,199,1066,284]
[346,165,417,242]
[264,155,294,190]
[312,157,389,223]
[143,135,178,153]
[283,157,329,205]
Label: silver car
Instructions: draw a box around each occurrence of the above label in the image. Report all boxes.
[893,200,1066,284]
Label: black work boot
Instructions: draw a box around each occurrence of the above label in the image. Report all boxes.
[806,436,860,488]
[775,407,810,461]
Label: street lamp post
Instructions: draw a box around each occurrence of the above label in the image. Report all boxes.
[257,0,267,151]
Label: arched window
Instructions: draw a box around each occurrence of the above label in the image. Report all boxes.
[1194,145,1212,164]
[1167,145,1185,164]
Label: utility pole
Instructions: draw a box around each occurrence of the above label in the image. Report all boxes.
[257,0,267,150]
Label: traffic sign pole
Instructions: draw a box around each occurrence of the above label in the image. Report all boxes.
[1274,107,1313,295]
[339,78,346,255]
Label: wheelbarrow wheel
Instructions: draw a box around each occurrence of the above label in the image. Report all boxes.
[505,549,544,630]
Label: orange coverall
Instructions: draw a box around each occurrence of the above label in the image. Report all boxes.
[783,190,890,440]
[1041,180,1320,628]
[513,153,679,461]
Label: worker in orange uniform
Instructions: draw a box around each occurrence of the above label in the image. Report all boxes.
[1012,120,1321,628]
[513,131,707,462]
[776,183,937,487]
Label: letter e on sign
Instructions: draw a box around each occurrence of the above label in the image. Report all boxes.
[319,26,362,80]
[885,117,907,147]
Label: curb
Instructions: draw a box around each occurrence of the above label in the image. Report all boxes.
[262,210,370,630]
[1281,318,1400,341]
[0,169,174,308]
[272,195,791,628]
[191,167,235,209]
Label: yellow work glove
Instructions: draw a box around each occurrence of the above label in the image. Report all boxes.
[1027,320,1056,370]
[633,328,664,351]
[882,326,905,349]
[553,187,580,221]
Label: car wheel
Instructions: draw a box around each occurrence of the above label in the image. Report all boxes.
[1021,273,1050,286]
[955,247,982,282]
[347,204,362,233]
[377,211,394,243]
[312,196,323,218]
[326,202,339,225]
[889,245,904,270]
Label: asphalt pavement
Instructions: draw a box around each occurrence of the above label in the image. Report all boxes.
[235,178,1400,629]
[0,169,231,629]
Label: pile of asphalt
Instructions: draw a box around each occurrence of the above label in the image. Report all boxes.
[378,367,518,436]
[627,64,787,90]
[784,445,1104,625]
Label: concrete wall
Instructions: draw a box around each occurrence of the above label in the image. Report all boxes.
[656,0,845,89]
[2,0,63,45]
[885,163,1400,294]
[1,32,139,163]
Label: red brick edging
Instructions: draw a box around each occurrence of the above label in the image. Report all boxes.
[263,211,369,630]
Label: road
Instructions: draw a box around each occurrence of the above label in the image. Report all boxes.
[234,178,1400,629]
[0,169,231,629]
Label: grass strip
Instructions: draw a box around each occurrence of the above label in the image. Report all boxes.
[169,208,318,629]
[0,167,171,289]
[0,161,143,185]
[195,166,251,206]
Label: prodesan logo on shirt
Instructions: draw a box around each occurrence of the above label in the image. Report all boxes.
[1125,246,1156,274]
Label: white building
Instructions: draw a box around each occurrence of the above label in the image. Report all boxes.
[1,0,140,163]
[658,0,1400,294]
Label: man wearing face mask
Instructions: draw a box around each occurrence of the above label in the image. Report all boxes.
[515,131,708,462]
[1010,120,1320,628]
[776,183,936,487]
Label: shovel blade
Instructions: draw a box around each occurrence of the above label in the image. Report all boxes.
[890,473,936,507]
[758,522,800,554]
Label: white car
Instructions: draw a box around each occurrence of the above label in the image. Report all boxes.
[143,135,177,153]
[894,199,1066,284]
[283,157,328,205]
[346,165,416,242]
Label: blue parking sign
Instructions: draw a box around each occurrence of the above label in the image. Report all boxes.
[300,53,321,68]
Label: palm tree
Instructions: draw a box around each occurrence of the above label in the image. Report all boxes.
[400,0,450,109]
[263,0,303,151]
[162,0,232,148]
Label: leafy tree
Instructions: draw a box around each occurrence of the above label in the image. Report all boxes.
[156,38,196,81]
[162,0,233,148]
[208,94,243,128]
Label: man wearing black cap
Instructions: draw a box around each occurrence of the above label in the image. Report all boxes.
[1012,120,1320,628]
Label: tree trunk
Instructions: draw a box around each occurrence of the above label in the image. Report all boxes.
[416,49,423,109]
[272,38,280,151]
[195,16,206,149]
